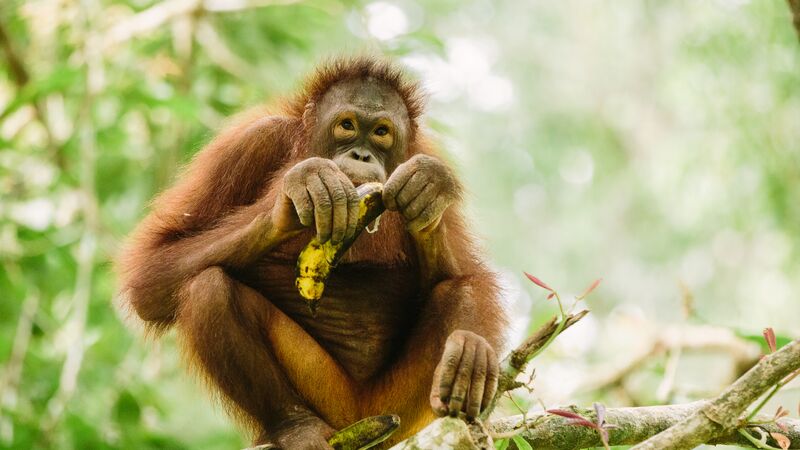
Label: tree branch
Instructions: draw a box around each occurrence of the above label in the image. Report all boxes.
[0,21,30,86]
[631,340,800,449]
[0,19,59,145]
[488,402,800,449]
[100,0,301,51]
[391,401,800,449]
[788,0,800,41]
[0,271,39,442]
[388,418,477,450]
[479,310,589,420]
[392,335,799,449]
[37,4,102,439]
[581,324,760,395]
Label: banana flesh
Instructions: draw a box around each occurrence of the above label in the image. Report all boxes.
[295,182,385,314]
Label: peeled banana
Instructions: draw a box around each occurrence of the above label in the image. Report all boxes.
[295,182,385,314]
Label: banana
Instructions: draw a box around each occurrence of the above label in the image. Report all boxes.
[296,182,385,314]
[327,414,400,450]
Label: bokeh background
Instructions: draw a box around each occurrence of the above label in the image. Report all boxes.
[1,0,798,449]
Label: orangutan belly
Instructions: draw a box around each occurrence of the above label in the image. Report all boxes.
[238,258,422,382]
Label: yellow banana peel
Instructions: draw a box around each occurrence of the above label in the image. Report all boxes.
[296,182,385,314]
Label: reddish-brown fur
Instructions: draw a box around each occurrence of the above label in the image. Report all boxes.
[117,56,506,446]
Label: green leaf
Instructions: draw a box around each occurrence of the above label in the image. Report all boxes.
[114,390,142,426]
[738,331,793,353]
[0,65,82,119]
[495,437,510,450]
[512,435,533,450]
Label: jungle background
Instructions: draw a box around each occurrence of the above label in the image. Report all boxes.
[0,1,798,449]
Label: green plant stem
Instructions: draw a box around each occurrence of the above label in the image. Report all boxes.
[737,428,781,449]
[747,369,800,421]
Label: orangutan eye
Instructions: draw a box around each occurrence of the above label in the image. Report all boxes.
[374,126,389,136]
[341,119,355,130]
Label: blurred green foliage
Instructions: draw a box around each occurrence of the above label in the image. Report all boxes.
[0,0,798,449]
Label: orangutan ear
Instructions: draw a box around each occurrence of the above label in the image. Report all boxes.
[302,102,316,129]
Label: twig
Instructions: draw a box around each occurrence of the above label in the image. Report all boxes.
[0,20,59,158]
[0,265,39,444]
[747,369,800,421]
[738,428,781,449]
[0,291,39,402]
[100,0,302,51]
[38,1,102,437]
[631,340,800,449]
[103,0,201,49]
[582,324,760,394]
[0,21,29,86]
[478,310,589,421]
[655,346,682,402]
[787,0,800,41]
[195,19,260,81]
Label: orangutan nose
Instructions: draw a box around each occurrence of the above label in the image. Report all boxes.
[349,148,372,162]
